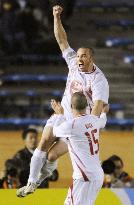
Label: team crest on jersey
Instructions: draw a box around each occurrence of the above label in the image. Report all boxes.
[70,80,83,94]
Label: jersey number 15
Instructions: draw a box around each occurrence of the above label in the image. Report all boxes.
[85,129,99,155]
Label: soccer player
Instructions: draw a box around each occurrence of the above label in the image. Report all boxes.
[16,5,109,197]
[53,92,109,205]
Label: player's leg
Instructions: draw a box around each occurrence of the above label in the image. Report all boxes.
[64,179,103,205]
[48,139,68,161]
[27,125,56,184]
[17,113,68,197]
[37,139,68,185]
[16,116,57,197]
[85,180,103,205]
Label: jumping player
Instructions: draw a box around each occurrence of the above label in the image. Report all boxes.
[17,5,109,197]
[53,92,108,205]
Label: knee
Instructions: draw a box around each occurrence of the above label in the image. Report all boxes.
[37,128,53,151]
[47,151,58,162]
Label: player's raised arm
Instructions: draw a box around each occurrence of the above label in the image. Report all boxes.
[51,100,72,137]
[53,5,69,52]
[91,100,104,116]
[91,74,109,116]
[98,104,109,128]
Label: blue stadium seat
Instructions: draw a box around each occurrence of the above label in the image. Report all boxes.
[124,55,134,63]
[0,90,63,97]
[95,20,134,28]
[119,20,134,27]
[76,2,102,9]
[110,103,124,111]
[0,118,133,127]
[126,2,134,9]
[76,1,126,9]
[0,118,46,126]
[107,118,134,126]
[0,74,67,82]
[19,54,63,63]
[105,38,134,47]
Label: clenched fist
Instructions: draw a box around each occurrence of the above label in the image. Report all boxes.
[53,5,63,17]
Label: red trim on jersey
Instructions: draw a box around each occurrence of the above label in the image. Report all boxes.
[70,183,74,205]
[76,114,87,118]
[85,91,92,102]
[68,139,89,182]
[88,103,92,114]
[75,162,89,182]
[72,119,75,129]
[68,140,86,168]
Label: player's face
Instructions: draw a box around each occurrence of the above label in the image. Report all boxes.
[76,48,93,72]
[114,160,123,177]
[25,132,38,150]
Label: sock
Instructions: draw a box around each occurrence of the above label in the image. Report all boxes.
[43,160,57,175]
[28,148,47,184]
[37,160,57,185]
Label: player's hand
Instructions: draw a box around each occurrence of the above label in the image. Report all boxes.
[51,99,64,114]
[102,104,109,114]
[53,5,63,17]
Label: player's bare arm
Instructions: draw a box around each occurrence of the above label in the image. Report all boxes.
[102,104,109,113]
[53,5,69,52]
[91,100,104,116]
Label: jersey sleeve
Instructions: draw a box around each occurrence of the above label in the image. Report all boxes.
[98,113,107,128]
[53,121,72,138]
[53,115,66,127]
[92,74,109,104]
[45,114,65,127]
[62,47,77,71]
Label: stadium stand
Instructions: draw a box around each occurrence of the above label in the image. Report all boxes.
[105,38,134,47]
[0,0,133,129]
[94,20,134,29]
[124,55,134,63]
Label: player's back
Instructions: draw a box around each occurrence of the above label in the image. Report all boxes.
[68,114,104,181]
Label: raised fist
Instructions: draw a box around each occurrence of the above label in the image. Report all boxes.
[53,5,63,16]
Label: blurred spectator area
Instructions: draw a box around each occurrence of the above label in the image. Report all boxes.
[0,0,134,129]
[0,130,134,187]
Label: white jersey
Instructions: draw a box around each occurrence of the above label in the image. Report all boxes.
[61,47,109,119]
[53,113,106,181]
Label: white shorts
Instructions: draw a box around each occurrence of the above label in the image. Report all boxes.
[64,179,103,205]
[45,114,68,143]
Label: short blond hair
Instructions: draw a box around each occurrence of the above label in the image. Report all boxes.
[71,92,88,111]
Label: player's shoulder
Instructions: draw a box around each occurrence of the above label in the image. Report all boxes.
[94,64,106,77]
[86,114,99,120]
[66,118,75,126]
[93,64,108,82]
[62,47,76,58]
[62,119,75,130]
[85,115,101,125]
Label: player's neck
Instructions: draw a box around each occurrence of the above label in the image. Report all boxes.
[82,64,94,73]
[73,110,86,118]
[87,64,94,72]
